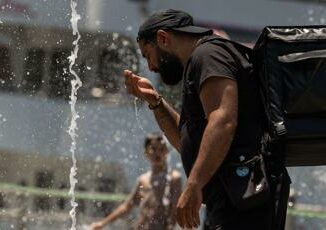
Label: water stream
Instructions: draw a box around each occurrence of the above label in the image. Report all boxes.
[134,97,145,132]
[67,0,82,229]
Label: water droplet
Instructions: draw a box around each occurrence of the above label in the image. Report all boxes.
[113,32,119,40]
[126,25,133,31]
[163,197,170,206]
[91,87,104,98]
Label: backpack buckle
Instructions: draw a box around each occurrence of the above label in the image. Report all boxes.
[274,122,287,137]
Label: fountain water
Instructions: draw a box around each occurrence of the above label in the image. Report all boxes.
[161,136,175,229]
[134,97,145,132]
[67,0,82,229]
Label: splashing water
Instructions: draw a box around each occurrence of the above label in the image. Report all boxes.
[134,97,145,132]
[162,154,172,207]
[162,135,173,227]
[67,0,82,229]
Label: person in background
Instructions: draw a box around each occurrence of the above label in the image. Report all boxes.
[90,133,182,230]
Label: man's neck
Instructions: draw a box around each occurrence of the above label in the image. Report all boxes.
[175,36,203,66]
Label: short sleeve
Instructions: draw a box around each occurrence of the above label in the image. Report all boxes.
[190,43,239,93]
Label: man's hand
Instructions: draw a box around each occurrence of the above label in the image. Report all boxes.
[123,70,161,106]
[176,183,202,229]
[90,221,105,230]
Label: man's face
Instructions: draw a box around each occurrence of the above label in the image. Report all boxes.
[139,40,183,85]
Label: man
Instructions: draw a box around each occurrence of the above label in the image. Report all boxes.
[90,133,182,230]
[124,9,290,229]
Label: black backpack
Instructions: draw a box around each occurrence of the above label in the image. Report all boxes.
[253,26,326,166]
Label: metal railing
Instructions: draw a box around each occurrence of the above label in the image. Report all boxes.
[0,182,127,202]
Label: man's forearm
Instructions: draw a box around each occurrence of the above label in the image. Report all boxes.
[187,114,236,189]
[153,99,181,152]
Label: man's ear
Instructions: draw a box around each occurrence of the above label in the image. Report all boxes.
[156,29,170,48]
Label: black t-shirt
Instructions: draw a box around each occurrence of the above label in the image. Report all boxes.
[179,35,263,205]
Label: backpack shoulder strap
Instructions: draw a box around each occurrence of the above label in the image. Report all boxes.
[200,36,254,73]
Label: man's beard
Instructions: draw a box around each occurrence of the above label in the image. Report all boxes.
[156,47,184,86]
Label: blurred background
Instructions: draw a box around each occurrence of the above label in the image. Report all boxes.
[0,0,325,229]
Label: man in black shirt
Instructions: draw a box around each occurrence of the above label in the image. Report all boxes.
[123,9,290,230]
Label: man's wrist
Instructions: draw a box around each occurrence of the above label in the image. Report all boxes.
[186,180,202,190]
[148,95,163,110]
[187,171,206,190]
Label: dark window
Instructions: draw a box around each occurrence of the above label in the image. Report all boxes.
[19,180,27,186]
[34,170,54,211]
[76,60,99,100]
[22,48,45,94]
[35,171,54,188]
[0,192,5,208]
[97,177,116,193]
[57,183,67,210]
[98,41,138,96]
[94,177,116,216]
[77,186,87,213]
[98,49,123,93]
[48,49,71,99]
[0,47,13,91]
